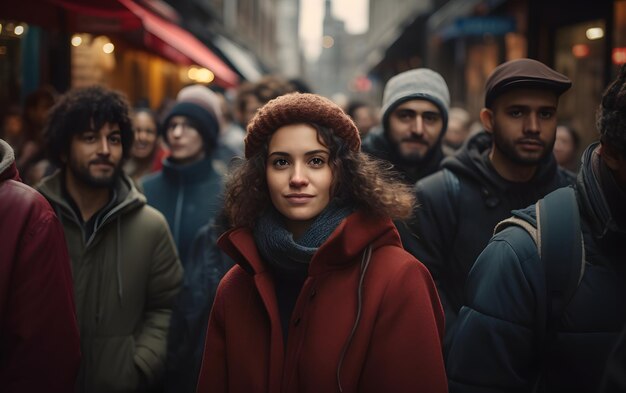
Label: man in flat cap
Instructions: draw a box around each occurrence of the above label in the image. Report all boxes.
[446,64,626,393]
[404,58,575,340]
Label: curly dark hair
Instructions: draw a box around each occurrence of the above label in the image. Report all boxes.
[44,85,133,167]
[222,124,415,229]
[597,64,626,158]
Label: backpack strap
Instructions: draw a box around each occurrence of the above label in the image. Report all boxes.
[495,187,585,392]
[494,216,538,241]
[536,187,585,329]
[494,187,584,317]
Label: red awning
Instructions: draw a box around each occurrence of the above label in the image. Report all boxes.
[1,0,239,88]
[117,0,239,88]
[1,0,142,33]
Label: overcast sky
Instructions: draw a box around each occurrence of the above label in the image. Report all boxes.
[299,0,368,60]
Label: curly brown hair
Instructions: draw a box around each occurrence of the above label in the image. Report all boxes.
[597,64,626,158]
[223,124,415,229]
[44,85,133,168]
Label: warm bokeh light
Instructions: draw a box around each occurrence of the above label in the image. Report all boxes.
[322,35,334,48]
[585,27,604,40]
[71,35,83,47]
[186,66,214,83]
[196,68,215,83]
[102,42,115,54]
[572,44,590,58]
[14,25,24,36]
[613,48,626,65]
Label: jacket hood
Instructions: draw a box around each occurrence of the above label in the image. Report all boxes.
[37,170,146,222]
[577,142,626,238]
[362,126,445,184]
[218,209,402,276]
[0,139,19,182]
[442,131,560,194]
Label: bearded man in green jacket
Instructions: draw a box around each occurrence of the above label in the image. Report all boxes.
[38,86,183,393]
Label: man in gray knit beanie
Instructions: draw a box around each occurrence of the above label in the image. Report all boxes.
[362,68,450,185]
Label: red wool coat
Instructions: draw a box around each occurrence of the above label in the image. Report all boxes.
[197,210,447,393]
[0,154,80,392]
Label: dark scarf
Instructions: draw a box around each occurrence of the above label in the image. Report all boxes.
[254,202,353,271]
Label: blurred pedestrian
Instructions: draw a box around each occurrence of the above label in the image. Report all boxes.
[442,107,472,155]
[407,58,575,340]
[234,75,295,128]
[362,68,450,184]
[0,106,24,150]
[0,138,80,393]
[196,93,447,393]
[16,86,56,185]
[123,107,166,182]
[554,124,580,172]
[37,85,183,393]
[141,84,226,266]
[446,62,626,393]
[346,100,378,137]
[216,91,245,157]
[141,84,229,393]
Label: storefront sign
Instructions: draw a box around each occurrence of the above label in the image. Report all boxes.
[441,17,516,39]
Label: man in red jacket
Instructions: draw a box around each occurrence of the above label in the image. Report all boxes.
[0,138,80,392]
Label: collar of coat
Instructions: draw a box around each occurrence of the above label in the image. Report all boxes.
[217,210,402,276]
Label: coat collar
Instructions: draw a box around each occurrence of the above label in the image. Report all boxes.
[161,156,217,183]
[217,210,402,276]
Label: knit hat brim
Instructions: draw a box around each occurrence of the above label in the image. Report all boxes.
[245,93,360,158]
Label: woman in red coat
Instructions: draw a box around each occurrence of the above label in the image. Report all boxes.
[197,93,447,393]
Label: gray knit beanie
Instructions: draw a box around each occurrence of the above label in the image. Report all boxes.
[380,68,451,132]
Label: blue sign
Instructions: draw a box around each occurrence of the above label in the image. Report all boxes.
[441,16,516,39]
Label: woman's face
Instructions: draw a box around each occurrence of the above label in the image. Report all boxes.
[266,123,333,238]
[131,112,158,159]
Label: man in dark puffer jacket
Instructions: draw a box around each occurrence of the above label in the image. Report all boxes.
[446,64,626,393]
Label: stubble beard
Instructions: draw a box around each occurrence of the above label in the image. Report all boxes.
[492,130,555,167]
[68,159,120,189]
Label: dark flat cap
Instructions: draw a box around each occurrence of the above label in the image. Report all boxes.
[485,58,572,107]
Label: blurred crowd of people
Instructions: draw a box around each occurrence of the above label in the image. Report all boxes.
[1,59,625,393]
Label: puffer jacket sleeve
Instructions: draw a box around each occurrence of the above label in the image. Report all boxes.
[134,212,183,386]
[446,227,545,393]
[407,173,458,321]
[359,256,448,393]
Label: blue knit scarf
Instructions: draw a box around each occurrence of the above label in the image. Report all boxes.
[254,202,353,271]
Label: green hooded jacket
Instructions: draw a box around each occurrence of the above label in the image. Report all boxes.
[38,171,183,393]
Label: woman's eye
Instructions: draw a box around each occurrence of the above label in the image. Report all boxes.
[309,157,325,166]
[273,158,289,167]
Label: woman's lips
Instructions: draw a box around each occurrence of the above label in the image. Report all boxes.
[285,194,314,204]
